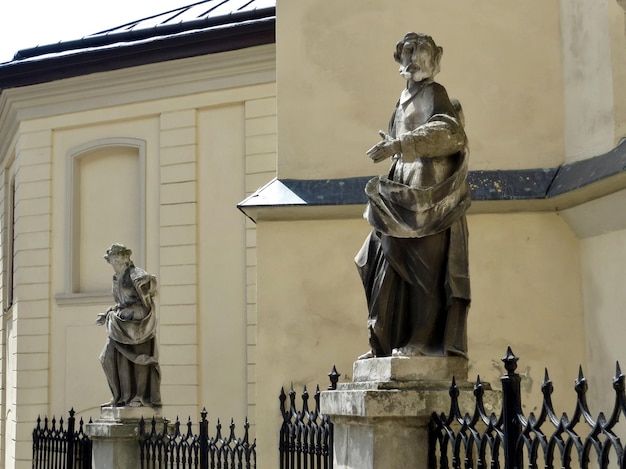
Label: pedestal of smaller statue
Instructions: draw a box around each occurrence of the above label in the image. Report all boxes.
[86,406,163,469]
[320,356,470,469]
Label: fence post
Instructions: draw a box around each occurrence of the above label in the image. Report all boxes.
[501,347,523,469]
[66,408,76,469]
[199,408,209,469]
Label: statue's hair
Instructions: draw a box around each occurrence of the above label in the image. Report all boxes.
[394,32,443,76]
[107,243,132,258]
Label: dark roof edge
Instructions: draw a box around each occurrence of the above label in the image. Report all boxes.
[13,7,276,61]
[238,139,626,220]
[0,16,275,91]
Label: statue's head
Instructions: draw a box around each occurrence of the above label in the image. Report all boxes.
[394,33,443,82]
[104,243,132,265]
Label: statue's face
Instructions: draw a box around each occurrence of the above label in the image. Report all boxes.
[398,38,437,82]
[104,246,130,270]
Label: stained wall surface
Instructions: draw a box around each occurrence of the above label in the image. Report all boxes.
[276,0,565,179]
[253,213,587,465]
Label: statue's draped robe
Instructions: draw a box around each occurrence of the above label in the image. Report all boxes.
[99,265,161,406]
[356,79,471,357]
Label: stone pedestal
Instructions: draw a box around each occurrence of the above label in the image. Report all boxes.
[86,406,163,469]
[321,356,487,469]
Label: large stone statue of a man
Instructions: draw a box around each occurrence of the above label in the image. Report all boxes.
[356,33,471,359]
[96,244,161,407]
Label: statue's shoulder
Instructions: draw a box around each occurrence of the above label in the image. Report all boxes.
[424,81,450,98]
[129,266,156,285]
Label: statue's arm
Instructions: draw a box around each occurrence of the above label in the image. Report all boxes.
[397,114,466,162]
[96,304,117,325]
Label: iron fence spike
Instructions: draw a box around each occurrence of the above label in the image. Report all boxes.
[501,346,519,374]
[328,365,340,390]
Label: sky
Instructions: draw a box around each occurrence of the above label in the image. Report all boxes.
[0,1,199,64]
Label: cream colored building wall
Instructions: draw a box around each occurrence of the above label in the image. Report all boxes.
[3,127,54,469]
[560,187,626,416]
[578,228,626,413]
[276,0,564,179]
[0,46,276,468]
[559,0,617,162]
[611,0,626,142]
[243,97,278,423]
[253,212,586,468]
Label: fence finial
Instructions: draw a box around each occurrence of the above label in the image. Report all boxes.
[614,361,624,390]
[328,365,340,390]
[501,346,518,374]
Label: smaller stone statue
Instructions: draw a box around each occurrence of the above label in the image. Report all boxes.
[96,244,161,407]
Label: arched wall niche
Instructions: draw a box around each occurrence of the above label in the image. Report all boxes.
[61,138,146,303]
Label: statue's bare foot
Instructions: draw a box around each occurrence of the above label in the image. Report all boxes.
[128,398,143,407]
[446,347,468,359]
[392,346,424,357]
[357,350,375,360]
[101,399,117,407]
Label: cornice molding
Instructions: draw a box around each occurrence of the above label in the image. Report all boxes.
[238,139,626,223]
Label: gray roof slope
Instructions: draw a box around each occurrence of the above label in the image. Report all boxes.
[0,0,275,91]
[92,0,275,36]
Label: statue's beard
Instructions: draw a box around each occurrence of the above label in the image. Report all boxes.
[399,64,431,82]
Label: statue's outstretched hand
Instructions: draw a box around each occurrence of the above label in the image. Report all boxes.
[366,131,400,163]
[96,312,107,326]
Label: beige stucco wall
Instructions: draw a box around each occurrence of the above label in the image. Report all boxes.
[611,0,626,142]
[276,0,565,179]
[0,46,276,468]
[559,0,617,162]
[579,228,626,413]
[253,211,586,467]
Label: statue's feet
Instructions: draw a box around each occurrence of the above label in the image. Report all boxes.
[357,350,375,360]
[127,398,144,407]
[445,347,468,359]
[392,346,425,357]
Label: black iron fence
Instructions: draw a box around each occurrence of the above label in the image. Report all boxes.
[138,410,256,468]
[279,366,339,469]
[32,408,92,469]
[429,347,626,469]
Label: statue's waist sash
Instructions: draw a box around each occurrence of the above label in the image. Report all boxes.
[365,156,470,238]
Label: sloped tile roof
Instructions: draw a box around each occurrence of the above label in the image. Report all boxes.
[93,0,275,36]
[0,0,275,91]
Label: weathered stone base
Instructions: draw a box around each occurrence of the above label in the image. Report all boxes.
[321,356,497,469]
[86,406,164,469]
[331,416,427,469]
[352,355,468,383]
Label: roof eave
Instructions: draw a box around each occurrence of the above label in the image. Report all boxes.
[0,16,275,92]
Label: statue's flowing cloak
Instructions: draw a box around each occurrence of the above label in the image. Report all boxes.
[105,267,159,365]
